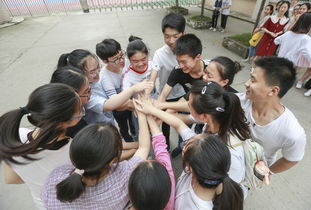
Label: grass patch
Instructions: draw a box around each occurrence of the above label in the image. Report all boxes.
[168,6,188,15]
[189,15,211,22]
[228,33,252,47]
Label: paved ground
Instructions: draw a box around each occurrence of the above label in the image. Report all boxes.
[0,7,310,210]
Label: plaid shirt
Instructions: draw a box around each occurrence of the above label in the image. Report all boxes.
[42,155,143,210]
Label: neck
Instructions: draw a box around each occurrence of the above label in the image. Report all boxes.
[277,13,285,18]
[191,178,216,201]
[205,117,220,134]
[106,64,121,73]
[190,60,204,78]
[252,98,285,124]
[32,128,68,142]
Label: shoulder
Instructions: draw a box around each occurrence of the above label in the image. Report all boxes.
[280,108,305,136]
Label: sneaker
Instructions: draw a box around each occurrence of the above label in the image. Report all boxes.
[296,81,303,89]
[212,28,217,32]
[304,89,311,96]
[171,147,182,158]
[209,27,214,30]
[241,58,250,63]
[219,28,225,32]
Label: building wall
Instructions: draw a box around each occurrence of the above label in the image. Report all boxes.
[205,0,257,17]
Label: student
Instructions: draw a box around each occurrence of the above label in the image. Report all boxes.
[0,83,82,209]
[134,81,250,196]
[157,34,206,103]
[153,13,186,150]
[209,0,223,32]
[220,0,232,32]
[255,1,290,57]
[50,66,90,137]
[122,36,158,96]
[298,2,311,15]
[238,56,306,172]
[176,134,243,210]
[58,49,153,125]
[128,115,175,210]
[42,109,151,209]
[274,12,311,95]
[96,39,136,142]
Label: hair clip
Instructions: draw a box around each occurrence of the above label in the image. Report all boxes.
[203,179,222,185]
[201,82,212,94]
[74,168,84,176]
[66,56,70,64]
[216,107,225,112]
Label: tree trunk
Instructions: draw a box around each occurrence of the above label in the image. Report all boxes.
[201,0,206,16]
[176,0,179,8]
[253,0,267,31]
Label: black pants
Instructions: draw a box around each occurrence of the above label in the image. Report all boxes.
[221,14,229,29]
[161,96,183,150]
[211,10,220,28]
[113,110,136,142]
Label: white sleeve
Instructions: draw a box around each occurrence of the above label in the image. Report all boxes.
[282,132,306,162]
[152,53,161,72]
[228,146,245,183]
[179,127,196,142]
[122,72,132,91]
[274,33,285,45]
[101,73,117,98]
[86,83,107,113]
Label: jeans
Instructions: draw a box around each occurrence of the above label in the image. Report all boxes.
[248,46,258,58]
[221,14,229,29]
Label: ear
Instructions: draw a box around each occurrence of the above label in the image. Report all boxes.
[268,86,280,97]
[195,54,202,60]
[200,113,210,123]
[219,79,229,88]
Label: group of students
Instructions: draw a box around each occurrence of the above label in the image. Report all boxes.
[209,0,232,32]
[0,11,307,210]
[243,0,311,96]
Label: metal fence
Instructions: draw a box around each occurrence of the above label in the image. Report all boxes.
[1,0,200,17]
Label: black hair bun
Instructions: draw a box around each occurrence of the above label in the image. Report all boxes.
[128,35,143,42]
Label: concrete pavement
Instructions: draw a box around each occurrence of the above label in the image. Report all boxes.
[0,7,310,210]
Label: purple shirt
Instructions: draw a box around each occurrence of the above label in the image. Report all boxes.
[42,155,143,210]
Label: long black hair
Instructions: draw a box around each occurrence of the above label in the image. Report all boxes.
[128,160,171,210]
[50,66,87,93]
[189,80,250,144]
[183,134,243,210]
[291,12,311,34]
[56,123,123,202]
[0,83,80,164]
[57,49,98,72]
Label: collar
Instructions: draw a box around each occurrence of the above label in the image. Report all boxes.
[271,15,289,25]
[130,64,148,74]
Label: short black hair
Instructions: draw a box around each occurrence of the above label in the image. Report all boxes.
[173,34,202,58]
[161,13,186,33]
[96,39,121,61]
[254,56,296,98]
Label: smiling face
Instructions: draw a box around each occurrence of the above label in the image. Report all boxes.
[264,5,272,16]
[176,54,201,74]
[299,4,309,15]
[129,52,148,72]
[202,62,228,88]
[106,50,125,68]
[84,56,100,83]
[244,67,274,102]
[163,27,183,49]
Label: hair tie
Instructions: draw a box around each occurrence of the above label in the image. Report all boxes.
[201,82,212,94]
[20,107,31,116]
[203,178,222,185]
[215,107,225,112]
[74,168,84,176]
[66,56,70,64]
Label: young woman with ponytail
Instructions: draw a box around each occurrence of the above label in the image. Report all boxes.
[176,134,243,210]
[42,106,151,209]
[0,83,82,209]
[134,80,251,199]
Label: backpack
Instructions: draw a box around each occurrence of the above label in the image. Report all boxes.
[230,135,268,191]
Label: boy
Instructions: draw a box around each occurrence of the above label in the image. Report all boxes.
[238,56,306,173]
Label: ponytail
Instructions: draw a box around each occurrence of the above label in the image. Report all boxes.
[213,177,244,210]
[57,53,70,68]
[56,172,85,202]
[221,91,250,142]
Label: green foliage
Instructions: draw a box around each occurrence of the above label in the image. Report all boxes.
[168,6,189,15]
[189,15,211,22]
[228,33,252,47]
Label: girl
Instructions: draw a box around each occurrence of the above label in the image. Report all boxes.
[219,0,232,32]
[50,66,90,137]
[42,109,151,209]
[58,49,153,125]
[134,81,250,197]
[0,83,82,209]
[176,134,243,210]
[298,3,311,15]
[209,0,223,32]
[242,4,274,63]
[122,36,158,96]
[128,115,175,210]
[256,1,290,57]
[274,12,311,95]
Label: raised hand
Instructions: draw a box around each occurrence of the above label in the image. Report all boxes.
[132,80,154,93]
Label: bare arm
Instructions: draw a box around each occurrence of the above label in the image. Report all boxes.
[269,158,298,174]
[145,69,158,95]
[122,141,138,150]
[104,80,153,111]
[155,97,189,112]
[3,162,24,184]
[157,84,173,102]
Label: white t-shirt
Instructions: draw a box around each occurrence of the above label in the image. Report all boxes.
[175,172,214,210]
[100,65,124,98]
[237,93,307,165]
[275,31,311,67]
[10,128,71,210]
[85,72,115,124]
[122,60,158,96]
[153,45,185,100]
[221,0,232,15]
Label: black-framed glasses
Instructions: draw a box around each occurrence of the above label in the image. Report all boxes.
[70,107,86,121]
[108,50,126,64]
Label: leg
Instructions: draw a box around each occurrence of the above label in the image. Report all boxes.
[113,110,133,142]
[296,68,311,89]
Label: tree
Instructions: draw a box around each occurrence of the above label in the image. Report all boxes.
[201,0,206,16]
